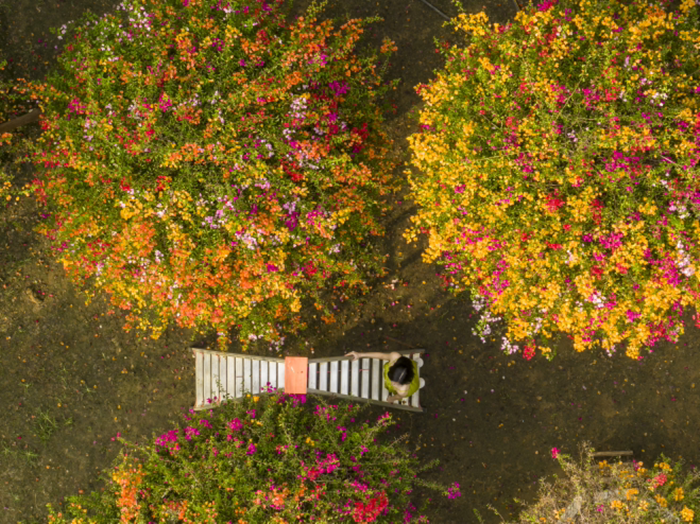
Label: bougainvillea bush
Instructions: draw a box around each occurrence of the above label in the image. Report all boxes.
[46,391,458,522]
[25,0,398,349]
[504,445,700,523]
[406,0,700,359]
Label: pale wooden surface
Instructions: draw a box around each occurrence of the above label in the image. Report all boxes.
[260,360,270,389]
[243,358,251,394]
[371,358,380,400]
[211,353,221,401]
[340,360,349,395]
[278,361,285,390]
[330,361,338,393]
[351,359,359,397]
[192,348,426,412]
[319,362,328,391]
[269,360,277,390]
[203,352,211,403]
[309,362,317,390]
[361,358,370,399]
[227,357,236,399]
[252,359,260,394]
[235,357,244,397]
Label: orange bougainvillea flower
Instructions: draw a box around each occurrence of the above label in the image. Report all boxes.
[23,0,398,351]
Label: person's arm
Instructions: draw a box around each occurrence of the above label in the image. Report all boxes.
[345,351,401,361]
[386,382,410,403]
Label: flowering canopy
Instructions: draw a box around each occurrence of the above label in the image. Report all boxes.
[25,0,398,348]
[46,392,457,522]
[407,0,700,359]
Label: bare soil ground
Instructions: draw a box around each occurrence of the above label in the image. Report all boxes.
[2,0,700,523]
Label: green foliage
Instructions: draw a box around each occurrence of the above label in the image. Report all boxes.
[0,58,34,202]
[407,0,700,359]
[25,0,399,349]
[46,392,457,522]
[502,444,700,523]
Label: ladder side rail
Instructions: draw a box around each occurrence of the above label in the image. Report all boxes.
[308,349,424,364]
[191,347,285,364]
[306,390,424,413]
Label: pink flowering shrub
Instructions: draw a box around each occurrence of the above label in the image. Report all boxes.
[407,0,700,359]
[46,391,457,522]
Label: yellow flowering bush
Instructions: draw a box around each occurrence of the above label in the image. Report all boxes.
[21,0,398,349]
[407,0,700,359]
[507,445,700,523]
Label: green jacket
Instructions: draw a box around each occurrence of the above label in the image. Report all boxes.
[383,360,420,397]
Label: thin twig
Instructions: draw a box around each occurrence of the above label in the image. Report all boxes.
[384,335,415,348]
[660,155,678,165]
[415,0,451,21]
[591,450,634,458]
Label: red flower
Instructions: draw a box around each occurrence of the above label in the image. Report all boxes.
[523,345,536,360]
[302,261,318,278]
[545,193,565,212]
[352,491,388,523]
[591,265,604,279]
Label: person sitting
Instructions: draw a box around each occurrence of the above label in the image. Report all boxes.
[344,351,420,403]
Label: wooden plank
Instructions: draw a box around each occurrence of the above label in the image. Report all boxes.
[371,359,381,400]
[195,350,204,408]
[319,362,328,392]
[381,363,389,402]
[360,358,370,399]
[269,360,277,389]
[210,354,219,402]
[260,360,268,392]
[235,357,244,397]
[226,357,235,400]
[351,359,359,397]
[243,358,251,394]
[203,352,212,403]
[410,378,424,409]
[340,360,349,395]
[220,355,228,400]
[278,361,285,391]
[308,362,317,390]
[252,359,260,394]
[330,361,338,393]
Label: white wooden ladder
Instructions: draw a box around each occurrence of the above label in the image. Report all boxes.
[193,348,426,412]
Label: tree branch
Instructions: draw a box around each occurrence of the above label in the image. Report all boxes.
[0,108,42,134]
